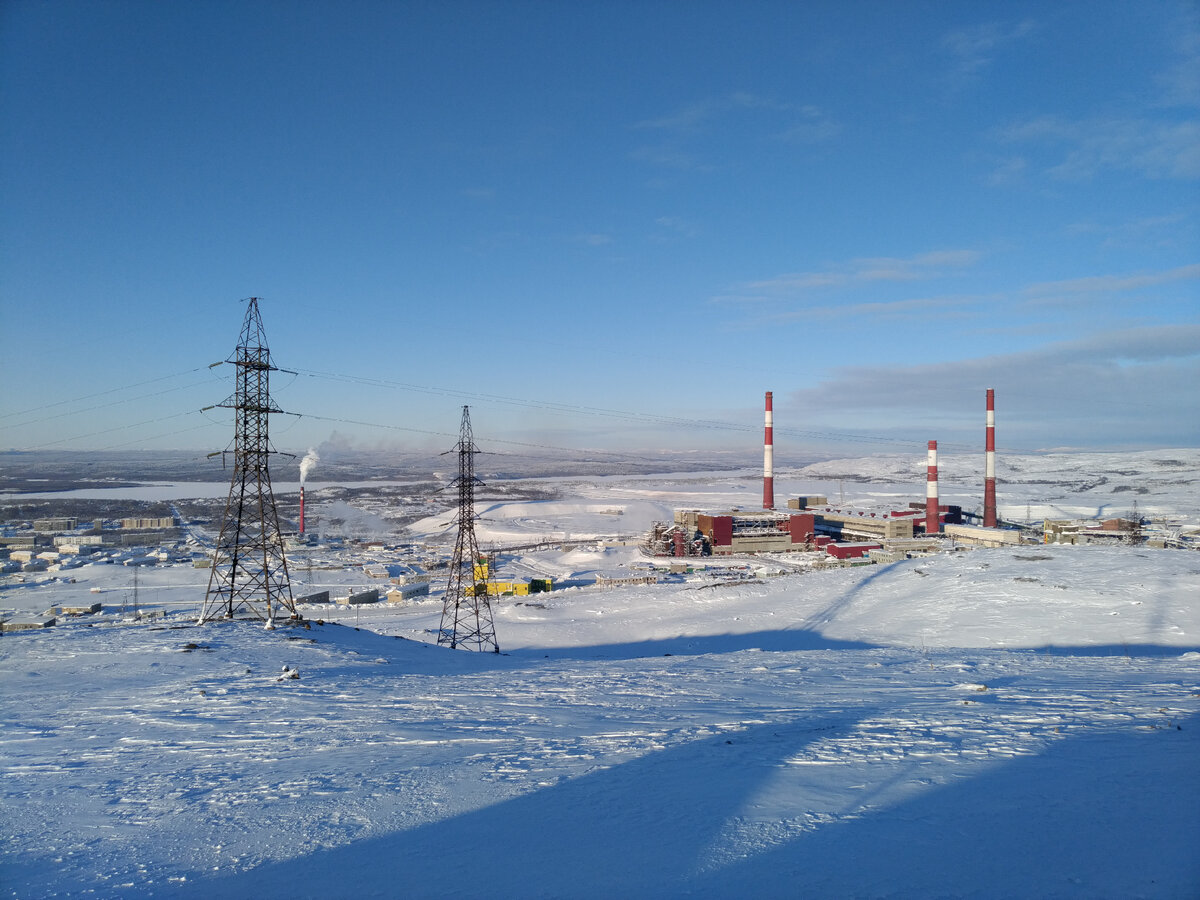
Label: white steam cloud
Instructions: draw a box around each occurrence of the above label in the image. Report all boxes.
[300,448,320,484]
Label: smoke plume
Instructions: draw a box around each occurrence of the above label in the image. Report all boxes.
[300,448,320,484]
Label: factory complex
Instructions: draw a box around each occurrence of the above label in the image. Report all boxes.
[650,389,1033,562]
[644,388,1195,561]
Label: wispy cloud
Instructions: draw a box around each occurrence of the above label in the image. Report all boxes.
[772,294,982,322]
[636,92,785,132]
[942,19,1037,76]
[786,324,1200,448]
[571,233,614,247]
[629,144,714,172]
[722,249,982,302]
[997,115,1200,180]
[633,94,840,172]
[653,216,700,239]
[777,105,842,144]
[1156,15,1200,107]
[986,155,1028,187]
[1064,213,1188,237]
[1024,262,1200,296]
[1063,213,1191,250]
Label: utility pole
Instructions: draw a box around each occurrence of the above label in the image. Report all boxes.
[437,406,499,652]
[199,298,296,624]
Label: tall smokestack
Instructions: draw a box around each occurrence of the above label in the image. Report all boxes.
[763,391,774,510]
[926,440,940,534]
[299,447,318,537]
[984,389,997,527]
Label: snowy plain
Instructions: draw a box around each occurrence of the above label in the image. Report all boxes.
[1,450,1198,899]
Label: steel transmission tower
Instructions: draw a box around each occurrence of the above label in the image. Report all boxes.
[437,406,500,652]
[199,298,296,624]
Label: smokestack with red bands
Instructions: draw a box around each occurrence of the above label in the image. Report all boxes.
[926,440,940,534]
[984,389,997,528]
[763,391,774,510]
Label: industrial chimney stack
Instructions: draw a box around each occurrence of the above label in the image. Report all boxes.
[926,440,940,534]
[763,391,774,510]
[984,389,997,527]
[299,486,305,536]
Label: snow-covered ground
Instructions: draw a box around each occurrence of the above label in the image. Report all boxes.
[2,453,1199,898]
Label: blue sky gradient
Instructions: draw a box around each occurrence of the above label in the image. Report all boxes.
[2,0,1197,458]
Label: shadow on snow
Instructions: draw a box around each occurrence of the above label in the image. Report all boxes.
[168,710,1200,900]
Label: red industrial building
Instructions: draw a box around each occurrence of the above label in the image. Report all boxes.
[826,542,883,560]
[694,510,816,555]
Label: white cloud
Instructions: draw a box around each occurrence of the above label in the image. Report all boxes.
[629,144,714,172]
[1156,16,1200,108]
[634,94,840,171]
[769,294,981,322]
[745,271,848,293]
[1024,262,1200,296]
[777,106,842,144]
[785,325,1200,448]
[986,156,1028,186]
[637,92,786,132]
[653,216,700,239]
[998,115,1200,180]
[726,249,982,301]
[942,19,1037,76]
[572,233,614,247]
[1063,213,1191,250]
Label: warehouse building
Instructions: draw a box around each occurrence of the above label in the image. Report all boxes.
[663,500,924,555]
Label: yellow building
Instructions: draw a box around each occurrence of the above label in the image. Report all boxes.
[466,578,553,597]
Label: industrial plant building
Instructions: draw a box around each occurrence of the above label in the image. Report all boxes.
[654,498,962,558]
[647,386,1016,559]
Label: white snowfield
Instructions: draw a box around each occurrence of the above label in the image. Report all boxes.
[2,455,1199,898]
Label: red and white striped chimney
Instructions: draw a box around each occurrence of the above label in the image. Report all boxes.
[926,440,940,534]
[299,486,305,536]
[763,391,775,510]
[984,389,997,527]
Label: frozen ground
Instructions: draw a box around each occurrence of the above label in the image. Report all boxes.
[2,452,1199,898]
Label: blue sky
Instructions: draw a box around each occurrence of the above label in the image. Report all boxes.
[2,0,1197,461]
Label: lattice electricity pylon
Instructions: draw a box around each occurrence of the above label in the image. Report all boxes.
[437,406,500,652]
[199,298,296,624]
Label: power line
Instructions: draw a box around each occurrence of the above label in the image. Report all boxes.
[291,367,957,451]
[8,358,1046,458]
[293,412,724,465]
[17,410,201,451]
[4,376,221,431]
[95,422,225,452]
[0,364,224,421]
